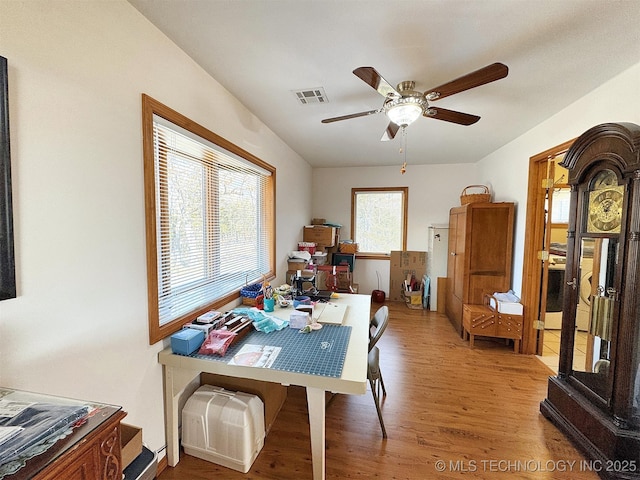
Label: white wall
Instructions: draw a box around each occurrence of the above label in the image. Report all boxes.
[311,164,479,295]
[477,62,640,296]
[0,0,311,456]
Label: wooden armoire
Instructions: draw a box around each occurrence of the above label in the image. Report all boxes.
[445,202,515,336]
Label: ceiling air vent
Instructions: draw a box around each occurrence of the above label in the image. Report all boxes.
[292,87,328,105]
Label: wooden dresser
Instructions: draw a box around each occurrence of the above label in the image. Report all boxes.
[445,202,515,336]
[1,388,126,480]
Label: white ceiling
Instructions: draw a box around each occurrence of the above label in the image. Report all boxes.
[128,0,640,168]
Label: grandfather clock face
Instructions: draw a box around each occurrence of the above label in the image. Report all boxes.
[586,169,624,234]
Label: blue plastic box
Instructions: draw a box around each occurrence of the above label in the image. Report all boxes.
[171,329,205,355]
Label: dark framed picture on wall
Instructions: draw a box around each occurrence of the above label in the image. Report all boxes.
[0,55,16,300]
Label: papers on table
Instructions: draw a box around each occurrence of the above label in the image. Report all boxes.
[312,302,348,325]
[228,344,281,368]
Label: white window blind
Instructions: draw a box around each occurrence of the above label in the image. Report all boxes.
[152,115,273,327]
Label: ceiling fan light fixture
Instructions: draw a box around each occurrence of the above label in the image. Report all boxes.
[385,97,424,126]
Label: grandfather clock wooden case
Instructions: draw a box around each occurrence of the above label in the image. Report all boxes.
[540,123,640,479]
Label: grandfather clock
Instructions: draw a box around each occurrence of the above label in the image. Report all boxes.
[540,123,640,479]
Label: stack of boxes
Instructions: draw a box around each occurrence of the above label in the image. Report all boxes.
[302,224,337,250]
[288,221,361,292]
[301,222,349,291]
[286,222,339,286]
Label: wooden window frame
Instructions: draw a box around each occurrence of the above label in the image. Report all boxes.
[142,95,276,344]
[351,187,408,260]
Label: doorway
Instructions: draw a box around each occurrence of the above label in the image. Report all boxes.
[520,139,575,366]
[537,157,571,372]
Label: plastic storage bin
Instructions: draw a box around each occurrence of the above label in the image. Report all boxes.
[182,385,265,473]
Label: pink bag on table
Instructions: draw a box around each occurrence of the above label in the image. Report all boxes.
[198,329,237,356]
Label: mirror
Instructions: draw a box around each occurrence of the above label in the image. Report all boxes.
[571,237,618,400]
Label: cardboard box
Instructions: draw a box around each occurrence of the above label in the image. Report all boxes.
[389,251,427,302]
[122,445,157,480]
[403,290,424,309]
[200,373,287,435]
[338,242,358,254]
[303,225,336,247]
[121,423,143,469]
[287,259,308,271]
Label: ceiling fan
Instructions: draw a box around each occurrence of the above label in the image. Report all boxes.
[321,63,509,141]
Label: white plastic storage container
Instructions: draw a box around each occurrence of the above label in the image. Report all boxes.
[182,385,265,473]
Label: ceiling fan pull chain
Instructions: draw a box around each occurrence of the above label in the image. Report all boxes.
[400,126,408,174]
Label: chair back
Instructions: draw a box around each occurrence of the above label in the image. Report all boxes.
[369,306,389,352]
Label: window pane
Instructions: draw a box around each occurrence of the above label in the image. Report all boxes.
[551,188,571,224]
[167,155,205,290]
[219,169,260,276]
[353,189,406,254]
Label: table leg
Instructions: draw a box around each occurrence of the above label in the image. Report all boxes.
[163,365,201,467]
[306,386,326,480]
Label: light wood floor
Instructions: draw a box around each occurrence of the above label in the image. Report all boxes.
[158,302,598,480]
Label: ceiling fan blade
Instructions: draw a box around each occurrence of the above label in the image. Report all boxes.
[425,107,480,125]
[353,67,400,98]
[321,109,381,123]
[425,62,508,100]
[381,122,400,141]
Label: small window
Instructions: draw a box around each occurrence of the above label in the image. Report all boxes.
[142,95,275,343]
[351,187,408,258]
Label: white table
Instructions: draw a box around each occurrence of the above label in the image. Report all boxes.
[158,293,370,480]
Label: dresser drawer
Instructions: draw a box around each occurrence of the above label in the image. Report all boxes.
[463,304,496,336]
[497,314,523,339]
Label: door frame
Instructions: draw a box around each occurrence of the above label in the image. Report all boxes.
[521,138,575,354]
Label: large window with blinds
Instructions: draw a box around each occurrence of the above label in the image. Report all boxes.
[142,95,275,343]
[351,187,408,258]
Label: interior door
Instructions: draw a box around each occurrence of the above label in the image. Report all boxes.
[520,137,575,355]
